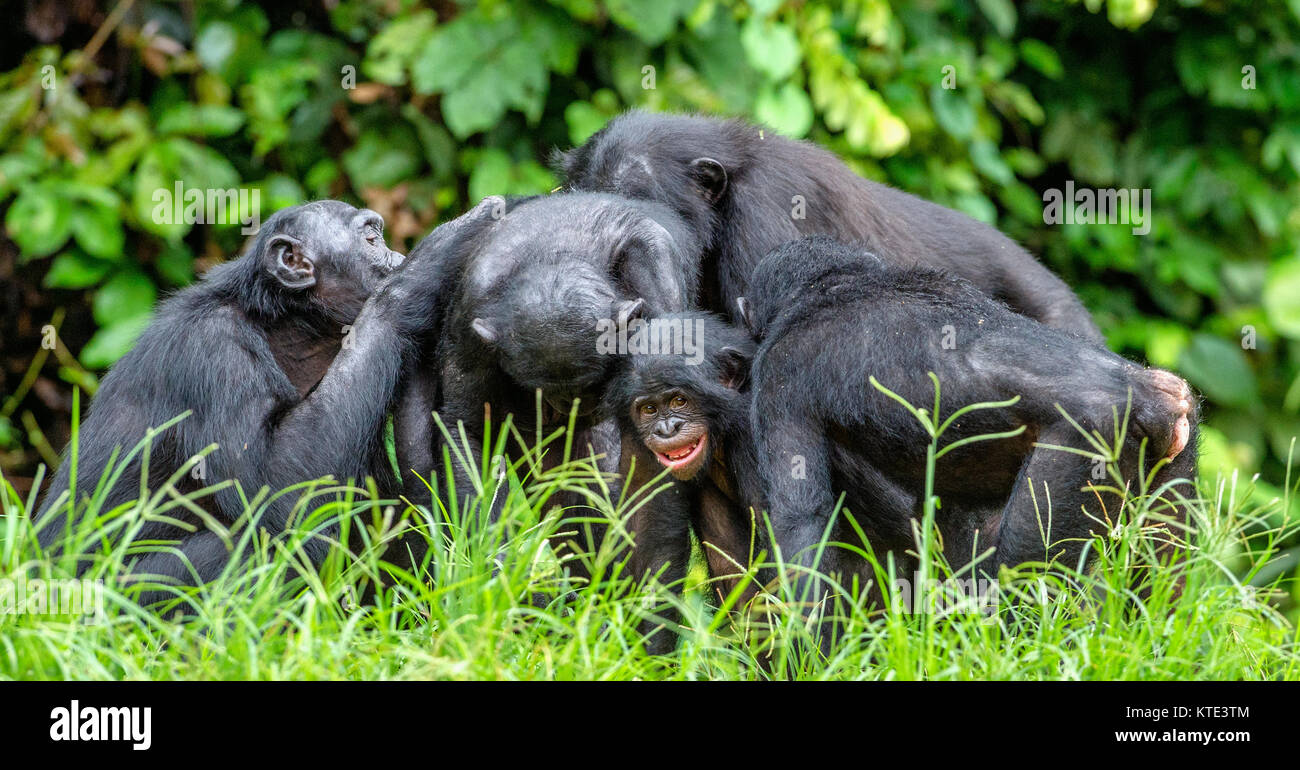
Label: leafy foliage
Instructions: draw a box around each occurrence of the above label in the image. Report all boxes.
[0,0,1297,513]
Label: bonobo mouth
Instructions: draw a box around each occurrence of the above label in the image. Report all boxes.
[652,432,708,479]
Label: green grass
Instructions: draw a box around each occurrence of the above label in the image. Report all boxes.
[1,407,1298,681]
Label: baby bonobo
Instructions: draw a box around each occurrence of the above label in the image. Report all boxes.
[736,236,1198,613]
[607,312,766,593]
[605,312,768,652]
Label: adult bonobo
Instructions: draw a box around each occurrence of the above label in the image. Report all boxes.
[556,111,1101,342]
[736,236,1197,621]
[36,198,499,600]
[399,193,702,609]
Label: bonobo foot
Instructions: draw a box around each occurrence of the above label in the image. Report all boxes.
[1132,369,1193,460]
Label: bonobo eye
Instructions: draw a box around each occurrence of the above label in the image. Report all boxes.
[670,395,688,409]
[639,402,658,417]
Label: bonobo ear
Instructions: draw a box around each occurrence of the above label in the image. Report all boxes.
[718,345,751,390]
[471,318,500,345]
[548,147,577,177]
[613,297,646,322]
[689,157,728,204]
[735,296,756,335]
[267,234,315,290]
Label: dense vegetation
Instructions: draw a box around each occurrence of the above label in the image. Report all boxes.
[0,0,1297,677]
[3,403,1297,680]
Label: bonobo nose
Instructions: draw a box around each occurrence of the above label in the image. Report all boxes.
[654,417,684,438]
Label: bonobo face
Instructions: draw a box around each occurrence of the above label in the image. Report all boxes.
[260,200,404,322]
[606,312,752,481]
[631,388,711,481]
[310,202,403,296]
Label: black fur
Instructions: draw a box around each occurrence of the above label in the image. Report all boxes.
[604,312,766,651]
[557,111,1102,341]
[396,193,703,600]
[739,236,1198,621]
[36,199,496,600]
[438,191,701,429]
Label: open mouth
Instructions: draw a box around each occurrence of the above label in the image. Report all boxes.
[657,434,706,470]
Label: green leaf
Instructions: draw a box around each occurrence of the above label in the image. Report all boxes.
[1143,323,1190,370]
[258,174,305,212]
[93,270,157,327]
[304,159,340,196]
[154,241,195,287]
[976,0,1016,37]
[71,201,125,260]
[0,150,45,198]
[681,11,758,113]
[5,184,71,258]
[0,87,35,143]
[970,140,1014,185]
[953,192,997,225]
[44,249,114,289]
[607,0,693,46]
[156,104,246,137]
[930,86,975,140]
[1263,258,1300,338]
[74,133,149,189]
[1178,333,1259,409]
[740,17,801,81]
[195,22,239,74]
[411,8,568,137]
[363,9,437,86]
[565,101,610,146]
[239,60,318,155]
[341,121,423,188]
[132,138,241,240]
[748,0,783,17]
[468,149,513,204]
[400,104,457,181]
[81,314,153,370]
[1019,39,1062,79]
[755,83,813,138]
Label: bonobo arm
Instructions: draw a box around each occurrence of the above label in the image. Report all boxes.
[388,197,504,502]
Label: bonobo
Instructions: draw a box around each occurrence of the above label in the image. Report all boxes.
[605,312,768,627]
[557,111,1101,341]
[425,193,699,467]
[737,236,1197,607]
[400,193,702,594]
[36,199,499,600]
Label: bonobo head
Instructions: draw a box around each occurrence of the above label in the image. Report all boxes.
[554,111,755,248]
[469,258,624,420]
[605,312,752,481]
[736,235,880,341]
[237,200,403,324]
[457,193,699,423]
